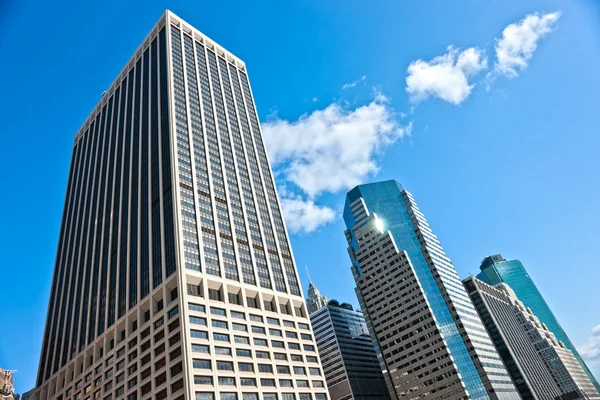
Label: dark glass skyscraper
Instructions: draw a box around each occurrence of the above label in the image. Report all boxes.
[31,11,327,400]
[343,180,518,400]
[478,255,600,391]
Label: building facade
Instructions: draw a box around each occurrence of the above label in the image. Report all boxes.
[343,180,518,400]
[30,11,327,400]
[306,282,328,315]
[463,277,567,399]
[308,291,388,400]
[0,368,19,400]
[478,255,600,392]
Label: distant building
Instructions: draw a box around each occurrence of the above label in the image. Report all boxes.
[306,276,328,314]
[0,368,19,400]
[464,276,600,400]
[308,291,389,400]
[478,254,600,391]
[343,180,518,399]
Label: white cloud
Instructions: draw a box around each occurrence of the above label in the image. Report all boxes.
[406,46,487,105]
[493,12,561,78]
[312,97,319,102]
[342,75,366,89]
[580,324,600,364]
[279,198,336,234]
[262,94,411,233]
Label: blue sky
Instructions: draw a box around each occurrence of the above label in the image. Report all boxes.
[1,0,599,394]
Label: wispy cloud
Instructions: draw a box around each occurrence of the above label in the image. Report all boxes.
[493,12,561,78]
[342,75,366,90]
[406,46,488,105]
[262,93,411,233]
[579,324,600,364]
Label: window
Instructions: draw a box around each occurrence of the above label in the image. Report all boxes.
[260,379,275,387]
[288,343,300,350]
[106,369,113,378]
[315,394,326,400]
[271,341,284,349]
[208,289,222,301]
[283,321,294,328]
[195,376,213,385]
[220,393,237,400]
[190,316,207,326]
[211,307,226,316]
[238,363,254,372]
[254,338,267,346]
[246,297,258,309]
[285,332,297,339]
[168,306,179,319]
[232,323,247,332]
[301,334,312,341]
[312,381,324,388]
[192,344,210,354]
[128,378,137,389]
[191,330,208,339]
[307,356,318,363]
[195,393,214,400]
[296,380,309,388]
[255,351,270,359]
[241,378,256,386]
[234,336,249,344]
[217,361,234,371]
[282,394,295,400]
[263,301,274,312]
[236,349,251,357]
[267,317,279,325]
[228,293,241,305]
[258,364,273,373]
[304,345,315,352]
[277,366,290,374]
[116,386,125,396]
[291,355,302,362]
[231,311,245,320]
[309,368,321,376]
[279,380,293,387]
[187,284,202,297]
[212,320,228,329]
[263,394,277,400]
[294,307,304,317]
[293,367,306,375]
[193,359,211,370]
[269,328,282,337]
[218,377,235,386]
[249,314,262,322]
[274,353,287,361]
[279,304,289,314]
[242,394,257,400]
[215,347,232,356]
[213,333,230,342]
[298,323,309,330]
[189,303,206,313]
[299,394,311,400]
[252,326,265,334]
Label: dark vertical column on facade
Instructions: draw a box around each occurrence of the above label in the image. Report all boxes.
[140,48,151,299]
[60,128,92,367]
[119,70,134,319]
[82,103,113,344]
[159,27,176,279]
[51,136,85,375]
[150,37,164,289]
[73,117,100,355]
[39,137,80,382]
[129,59,142,310]
[108,76,128,328]
[97,87,121,337]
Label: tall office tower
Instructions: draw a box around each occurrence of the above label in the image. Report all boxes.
[343,180,519,400]
[478,255,600,391]
[464,277,600,400]
[306,280,328,315]
[463,277,569,399]
[308,295,389,400]
[31,11,327,400]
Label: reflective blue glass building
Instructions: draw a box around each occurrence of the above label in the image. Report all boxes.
[478,254,600,392]
[343,180,518,400]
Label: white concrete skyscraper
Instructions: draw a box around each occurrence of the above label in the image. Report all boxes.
[30,11,327,400]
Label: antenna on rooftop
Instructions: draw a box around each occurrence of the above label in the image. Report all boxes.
[305,265,312,284]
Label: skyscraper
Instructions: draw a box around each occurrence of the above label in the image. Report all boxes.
[31,11,327,400]
[306,278,328,315]
[478,255,600,391]
[309,298,389,400]
[463,277,585,399]
[343,180,518,400]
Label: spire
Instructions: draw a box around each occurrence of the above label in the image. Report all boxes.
[305,265,312,284]
[305,269,328,314]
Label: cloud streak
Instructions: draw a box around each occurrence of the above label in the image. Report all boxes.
[579,324,600,364]
[342,75,366,90]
